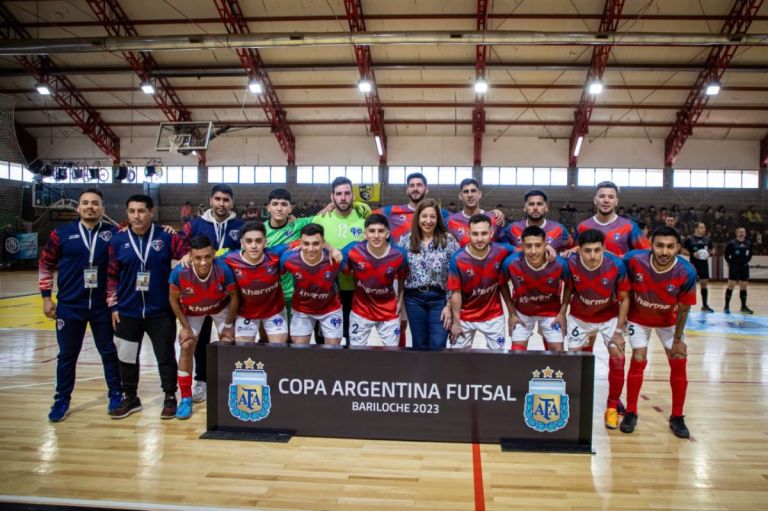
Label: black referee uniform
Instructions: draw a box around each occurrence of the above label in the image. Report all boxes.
[724,237,753,313]
[684,234,713,310]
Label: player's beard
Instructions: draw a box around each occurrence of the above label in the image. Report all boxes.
[409,191,425,204]
[333,199,352,213]
[526,211,544,222]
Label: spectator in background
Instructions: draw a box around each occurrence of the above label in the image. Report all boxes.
[637,221,649,238]
[715,206,726,221]
[665,214,678,232]
[180,201,193,224]
[680,207,697,233]
[243,201,260,221]
[618,206,626,218]
[702,206,715,225]
[746,205,762,224]
[198,203,206,216]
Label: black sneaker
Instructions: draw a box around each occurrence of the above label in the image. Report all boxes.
[702,305,714,313]
[620,412,638,434]
[669,415,690,439]
[741,306,754,315]
[109,396,142,419]
[724,307,731,314]
[160,394,177,420]
[617,399,626,416]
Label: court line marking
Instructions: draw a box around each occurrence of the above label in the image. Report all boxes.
[472,443,486,511]
[0,292,38,300]
[0,370,156,391]
[0,495,266,511]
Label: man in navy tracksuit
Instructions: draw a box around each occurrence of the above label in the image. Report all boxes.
[178,184,244,403]
[38,188,124,422]
[107,194,186,419]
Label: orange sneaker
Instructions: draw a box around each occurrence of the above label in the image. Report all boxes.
[604,408,619,429]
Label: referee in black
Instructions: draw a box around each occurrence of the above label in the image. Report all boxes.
[724,226,753,314]
[682,222,715,313]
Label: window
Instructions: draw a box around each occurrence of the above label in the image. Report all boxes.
[673,169,758,189]
[483,167,567,186]
[208,165,286,184]
[297,165,378,184]
[0,161,9,180]
[388,166,472,186]
[578,167,662,187]
[9,163,23,181]
[163,166,198,184]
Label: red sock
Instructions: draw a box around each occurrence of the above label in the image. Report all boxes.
[582,345,594,353]
[668,357,688,417]
[399,322,407,347]
[607,355,625,409]
[178,373,193,399]
[625,358,647,414]
[511,344,527,352]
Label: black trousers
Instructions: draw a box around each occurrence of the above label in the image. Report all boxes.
[114,313,177,397]
[193,315,213,382]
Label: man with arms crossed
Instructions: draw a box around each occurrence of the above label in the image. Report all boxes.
[501,226,570,352]
[682,222,715,313]
[341,214,407,346]
[621,226,697,438]
[280,224,344,344]
[563,229,630,429]
[169,235,239,419]
[38,188,123,421]
[447,214,516,349]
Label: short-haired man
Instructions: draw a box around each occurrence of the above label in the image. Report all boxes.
[446,178,500,247]
[447,214,516,349]
[280,224,343,344]
[107,194,186,419]
[178,184,245,403]
[621,226,697,438]
[169,235,239,419]
[682,222,715,313]
[341,214,408,346]
[38,188,123,422]
[223,221,290,343]
[724,226,753,314]
[374,172,446,245]
[502,189,573,252]
[563,229,630,429]
[501,225,570,352]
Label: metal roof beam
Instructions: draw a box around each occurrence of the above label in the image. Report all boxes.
[0,4,120,162]
[568,0,625,167]
[344,0,387,164]
[212,0,296,165]
[664,0,764,167]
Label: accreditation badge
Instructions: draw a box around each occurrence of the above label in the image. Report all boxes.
[135,271,151,292]
[83,268,98,289]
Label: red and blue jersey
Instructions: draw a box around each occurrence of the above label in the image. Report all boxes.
[107,225,186,319]
[374,204,450,245]
[577,215,649,257]
[502,253,570,317]
[169,259,236,317]
[447,243,516,321]
[566,252,630,323]
[624,250,697,328]
[446,211,498,247]
[223,247,289,319]
[38,220,116,310]
[280,248,341,315]
[341,241,408,321]
[501,219,573,252]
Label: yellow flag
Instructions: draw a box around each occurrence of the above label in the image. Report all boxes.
[353,184,380,202]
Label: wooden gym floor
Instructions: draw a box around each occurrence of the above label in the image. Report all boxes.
[0,271,766,511]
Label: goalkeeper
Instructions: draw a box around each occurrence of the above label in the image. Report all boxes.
[682,221,715,313]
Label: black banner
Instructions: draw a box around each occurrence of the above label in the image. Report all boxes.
[206,344,594,449]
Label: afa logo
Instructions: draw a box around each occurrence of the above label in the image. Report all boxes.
[329,315,343,329]
[98,231,113,242]
[524,366,570,432]
[229,358,271,422]
[351,227,363,238]
[151,239,164,251]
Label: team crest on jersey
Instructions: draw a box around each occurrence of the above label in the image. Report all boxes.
[295,272,303,280]
[229,229,239,241]
[466,267,475,277]
[666,284,676,293]
[324,271,332,279]
[635,272,644,282]
[56,319,65,330]
[351,227,363,237]
[458,228,465,236]
[284,229,294,238]
[399,214,406,221]
[229,358,271,422]
[185,287,195,294]
[547,236,553,243]
[151,239,164,251]
[601,277,610,286]
[329,315,342,328]
[385,266,394,274]
[357,261,366,271]
[547,277,554,284]
[524,367,570,433]
[99,231,112,242]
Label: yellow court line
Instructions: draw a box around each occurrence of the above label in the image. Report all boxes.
[0,294,54,330]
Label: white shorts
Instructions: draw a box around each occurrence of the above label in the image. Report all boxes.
[453,315,506,350]
[567,315,619,348]
[291,308,344,339]
[349,310,400,346]
[234,309,289,340]
[628,321,677,350]
[511,311,564,343]
[186,308,230,338]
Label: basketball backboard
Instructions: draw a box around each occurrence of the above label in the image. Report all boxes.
[155,122,213,152]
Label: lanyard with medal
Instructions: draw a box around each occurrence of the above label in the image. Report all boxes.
[128,224,155,292]
[80,221,102,289]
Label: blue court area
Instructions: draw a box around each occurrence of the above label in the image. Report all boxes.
[686,311,768,338]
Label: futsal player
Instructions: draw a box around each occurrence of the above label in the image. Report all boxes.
[501,189,572,252]
[223,221,290,343]
[107,194,186,419]
[280,224,343,344]
[563,229,630,429]
[447,214,516,349]
[501,225,570,352]
[724,226,753,314]
[38,188,123,422]
[621,226,697,438]
[169,235,238,419]
[682,222,715,312]
[341,214,408,346]
[446,178,500,247]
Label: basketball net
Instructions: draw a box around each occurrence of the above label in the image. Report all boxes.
[168,134,186,154]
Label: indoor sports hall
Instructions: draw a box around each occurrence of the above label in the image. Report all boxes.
[0,1,767,510]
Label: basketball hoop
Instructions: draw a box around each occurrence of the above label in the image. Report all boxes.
[168,134,189,154]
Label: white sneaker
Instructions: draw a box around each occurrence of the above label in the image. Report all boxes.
[192,381,207,403]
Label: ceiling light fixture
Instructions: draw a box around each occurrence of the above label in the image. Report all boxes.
[587,80,604,95]
[374,135,384,156]
[35,82,51,95]
[705,80,721,96]
[140,80,155,95]
[573,135,584,157]
[358,79,372,94]
[248,79,263,94]
[474,78,488,94]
